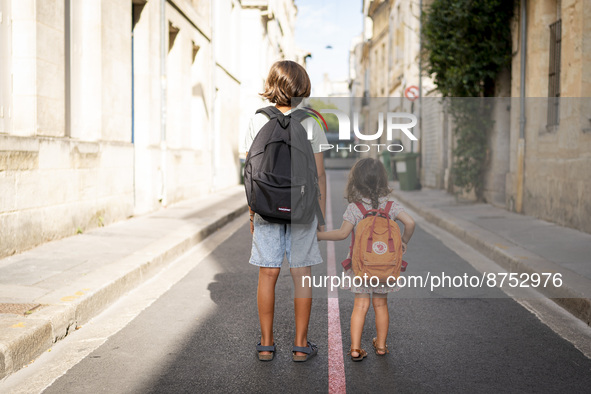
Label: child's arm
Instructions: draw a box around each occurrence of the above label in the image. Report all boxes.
[396,211,415,254]
[317,220,354,241]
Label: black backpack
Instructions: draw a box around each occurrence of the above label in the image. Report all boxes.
[244,106,325,225]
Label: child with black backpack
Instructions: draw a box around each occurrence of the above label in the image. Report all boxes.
[244,60,328,362]
[318,158,415,361]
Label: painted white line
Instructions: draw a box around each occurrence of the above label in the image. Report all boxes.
[408,207,591,359]
[325,172,347,394]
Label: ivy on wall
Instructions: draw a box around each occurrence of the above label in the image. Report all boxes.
[422,0,514,196]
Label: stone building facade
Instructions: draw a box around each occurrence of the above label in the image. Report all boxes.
[355,0,590,233]
[353,0,435,158]
[0,0,299,257]
[506,0,591,233]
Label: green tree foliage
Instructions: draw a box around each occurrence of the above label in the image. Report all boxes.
[308,98,340,132]
[422,0,514,196]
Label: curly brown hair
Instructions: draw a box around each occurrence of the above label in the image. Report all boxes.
[260,60,311,107]
[346,158,392,209]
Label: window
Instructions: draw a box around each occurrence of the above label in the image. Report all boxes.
[547,19,561,127]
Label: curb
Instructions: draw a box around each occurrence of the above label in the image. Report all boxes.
[0,200,248,379]
[392,191,591,326]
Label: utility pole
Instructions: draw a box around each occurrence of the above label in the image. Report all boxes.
[159,0,168,206]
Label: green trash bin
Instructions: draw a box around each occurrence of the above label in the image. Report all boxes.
[393,152,419,190]
[380,150,393,180]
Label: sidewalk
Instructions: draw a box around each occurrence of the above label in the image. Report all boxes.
[0,186,248,379]
[391,185,591,325]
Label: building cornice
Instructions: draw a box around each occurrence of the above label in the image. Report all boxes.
[168,0,211,42]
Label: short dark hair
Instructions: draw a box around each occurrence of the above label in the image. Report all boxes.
[260,60,311,107]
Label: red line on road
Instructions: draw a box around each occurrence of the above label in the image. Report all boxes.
[325,172,346,394]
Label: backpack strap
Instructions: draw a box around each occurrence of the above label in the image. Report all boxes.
[288,109,313,140]
[384,201,394,218]
[294,108,323,226]
[316,202,325,226]
[355,202,375,252]
[341,226,355,271]
[354,202,368,217]
[342,204,363,270]
[384,201,395,251]
[290,109,311,123]
[256,106,292,128]
[256,106,283,119]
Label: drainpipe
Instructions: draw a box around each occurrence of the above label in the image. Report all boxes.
[515,0,527,213]
[209,0,217,192]
[159,0,168,206]
[417,0,422,157]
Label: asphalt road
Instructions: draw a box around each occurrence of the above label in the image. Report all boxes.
[42,170,591,393]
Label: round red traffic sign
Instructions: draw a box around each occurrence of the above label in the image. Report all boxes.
[404,85,420,101]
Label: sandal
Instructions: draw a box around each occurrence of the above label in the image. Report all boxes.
[256,342,276,361]
[292,341,318,362]
[347,348,367,362]
[372,338,389,356]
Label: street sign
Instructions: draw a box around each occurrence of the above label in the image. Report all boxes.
[404,85,420,101]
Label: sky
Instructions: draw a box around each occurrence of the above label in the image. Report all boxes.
[294,0,364,95]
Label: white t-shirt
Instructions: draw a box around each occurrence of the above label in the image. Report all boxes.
[244,108,329,154]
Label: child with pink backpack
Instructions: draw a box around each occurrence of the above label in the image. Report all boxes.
[318,158,415,361]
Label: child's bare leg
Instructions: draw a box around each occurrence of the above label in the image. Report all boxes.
[372,293,389,354]
[258,267,280,355]
[350,293,370,357]
[291,266,312,356]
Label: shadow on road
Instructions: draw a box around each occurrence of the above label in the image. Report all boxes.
[141,224,330,393]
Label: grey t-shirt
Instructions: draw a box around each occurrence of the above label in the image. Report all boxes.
[244,108,329,154]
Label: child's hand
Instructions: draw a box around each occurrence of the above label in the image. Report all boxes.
[401,242,407,255]
[317,228,324,241]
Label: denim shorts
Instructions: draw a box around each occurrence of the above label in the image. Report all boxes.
[249,213,323,269]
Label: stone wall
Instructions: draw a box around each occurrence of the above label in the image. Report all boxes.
[0,0,302,257]
[507,0,591,233]
[0,135,134,257]
[0,0,258,257]
[481,69,512,208]
[420,98,447,190]
[0,0,135,257]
